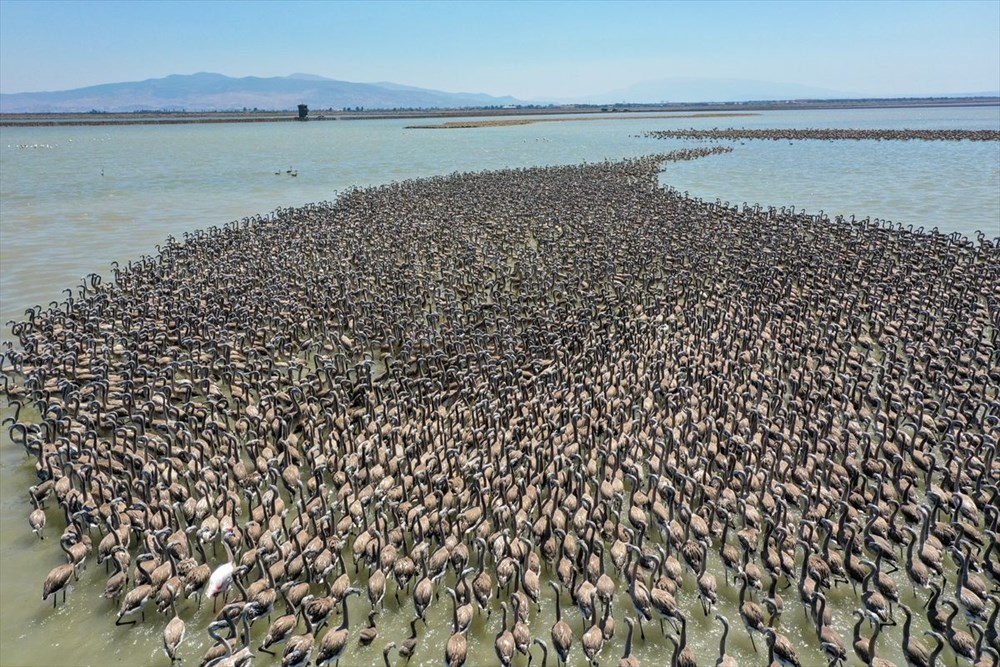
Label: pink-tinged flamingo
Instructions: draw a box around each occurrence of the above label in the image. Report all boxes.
[206,528,237,612]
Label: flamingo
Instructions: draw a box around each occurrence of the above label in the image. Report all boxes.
[206,528,237,611]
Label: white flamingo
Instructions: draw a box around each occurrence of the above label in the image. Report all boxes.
[205,529,237,611]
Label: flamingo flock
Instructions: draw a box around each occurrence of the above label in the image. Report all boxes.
[3,146,998,666]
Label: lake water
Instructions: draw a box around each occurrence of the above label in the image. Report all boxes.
[0,106,998,667]
[2,106,998,335]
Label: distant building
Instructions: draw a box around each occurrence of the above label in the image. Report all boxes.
[297,104,308,120]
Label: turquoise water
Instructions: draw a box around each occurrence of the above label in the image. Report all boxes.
[0,106,998,667]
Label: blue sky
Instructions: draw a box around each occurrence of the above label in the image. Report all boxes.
[1,0,997,99]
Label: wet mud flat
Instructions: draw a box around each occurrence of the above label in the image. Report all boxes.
[404,113,757,129]
[2,147,998,667]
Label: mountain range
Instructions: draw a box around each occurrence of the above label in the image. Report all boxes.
[1,72,997,113]
[0,72,523,113]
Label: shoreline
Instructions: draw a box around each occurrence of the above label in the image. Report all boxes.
[2,96,997,127]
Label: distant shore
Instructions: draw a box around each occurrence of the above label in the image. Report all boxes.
[1,96,997,127]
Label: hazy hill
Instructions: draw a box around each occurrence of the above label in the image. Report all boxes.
[4,73,996,113]
[0,72,524,113]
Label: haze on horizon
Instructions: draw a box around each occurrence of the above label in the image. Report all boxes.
[1,0,998,102]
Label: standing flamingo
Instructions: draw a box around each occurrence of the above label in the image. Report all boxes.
[206,529,237,612]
